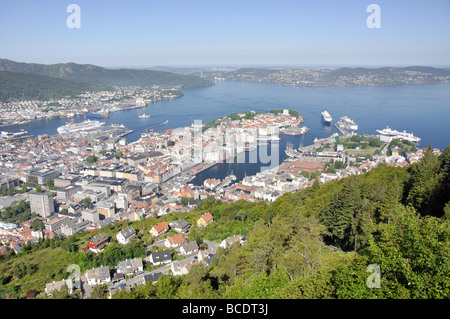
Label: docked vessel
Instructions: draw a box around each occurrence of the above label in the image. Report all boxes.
[139,114,150,119]
[85,112,109,118]
[57,120,105,134]
[376,126,421,143]
[280,126,310,136]
[335,116,358,135]
[321,110,332,123]
[1,129,28,139]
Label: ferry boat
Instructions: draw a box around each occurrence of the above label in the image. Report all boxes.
[321,110,332,123]
[376,126,421,143]
[139,114,150,119]
[57,120,105,134]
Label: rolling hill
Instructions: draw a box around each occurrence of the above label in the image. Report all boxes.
[0,59,213,89]
[0,71,105,102]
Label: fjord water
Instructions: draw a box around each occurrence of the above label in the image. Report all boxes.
[6,81,450,184]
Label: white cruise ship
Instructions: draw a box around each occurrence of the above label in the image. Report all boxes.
[321,110,332,123]
[376,126,421,143]
[336,116,358,131]
[57,120,105,134]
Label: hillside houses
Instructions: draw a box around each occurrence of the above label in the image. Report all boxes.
[45,279,74,297]
[197,212,213,228]
[150,221,169,237]
[148,250,172,266]
[169,219,191,233]
[220,235,242,249]
[164,233,186,248]
[171,259,200,276]
[116,226,136,245]
[179,241,199,256]
[87,233,109,253]
[116,258,143,276]
[85,266,111,286]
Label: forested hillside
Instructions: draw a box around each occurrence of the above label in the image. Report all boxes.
[110,146,450,299]
[0,59,212,89]
[0,71,105,102]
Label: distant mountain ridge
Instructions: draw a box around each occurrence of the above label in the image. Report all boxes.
[206,65,450,86]
[0,59,213,88]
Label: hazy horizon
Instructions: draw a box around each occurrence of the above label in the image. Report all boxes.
[2,57,450,71]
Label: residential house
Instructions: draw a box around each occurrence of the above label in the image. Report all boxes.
[169,219,191,233]
[111,272,125,284]
[85,266,111,286]
[179,241,199,256]
[116,226,136,245]
[88,233,109,253]
[171,259,200,276]
[164,233,186,248]
[149,250,172,266]
[198,247,218,264]
[139,272,163,284]
[150,221,169,237]
[116,258,143,276]
[45,279,74,297]
[197,212,213,228]
[220,235,242,249]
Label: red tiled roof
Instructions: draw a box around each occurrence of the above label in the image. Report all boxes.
[167,233,186,245]
[201,212,213,223]
[153,221,169,233]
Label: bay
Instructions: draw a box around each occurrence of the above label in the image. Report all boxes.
[3,81,450,185]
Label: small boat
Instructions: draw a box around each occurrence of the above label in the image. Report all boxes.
[139,114,150,119]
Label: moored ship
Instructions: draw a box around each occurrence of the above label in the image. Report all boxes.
[280,126,310,136]
[376,126,421,143]
[321,110,332,123]
[57,120,105,134]
[335,116,358,135]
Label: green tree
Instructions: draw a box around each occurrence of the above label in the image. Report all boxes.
[405,146,440,216]
[155,275,181,299]
[180,197,190,206]
[320,176,362,250]
[30,219,45,230]
[44,178,54,188]
[82,197,92,208]
[367,205,450,298]
[89,284,109,299]
[87,155,97,164]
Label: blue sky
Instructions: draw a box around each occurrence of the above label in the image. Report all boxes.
[0,0,449,67]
